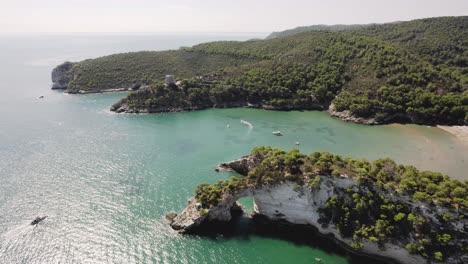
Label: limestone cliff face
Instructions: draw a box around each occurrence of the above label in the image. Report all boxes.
[51,62,75,90]
[170,178,425,264]
[253,182,426,264]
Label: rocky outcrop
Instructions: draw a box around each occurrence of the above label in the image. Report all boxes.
[51,61,75,90]
[169,177,428,263]
[328,104,380,125]
[168,155,468,264]
[215,155,260,176]
[169,198,205,231]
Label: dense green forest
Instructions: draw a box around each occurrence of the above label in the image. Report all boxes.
[266,24,368,39]
[59,16,468,125]
[267,16,468,67]
[194,146,468,262]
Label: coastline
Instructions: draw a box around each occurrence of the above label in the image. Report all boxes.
[67,88,133,94]
[437,125,468,144]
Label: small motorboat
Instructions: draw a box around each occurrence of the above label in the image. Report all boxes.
[272,131,283,136]
[227,124,230,128]
[295,142,300,145]
[38,95,44,99]
[31,216,47,225]
[315,258,322,262]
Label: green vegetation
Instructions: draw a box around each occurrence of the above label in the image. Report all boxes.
[266,24,367,39]
[193,146,468,261]
[268,16,468,68]
[63,16,468,125]
[67,50,256,92]
[197,146,468,210]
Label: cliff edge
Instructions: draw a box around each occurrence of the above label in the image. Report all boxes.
[51,61,74,90]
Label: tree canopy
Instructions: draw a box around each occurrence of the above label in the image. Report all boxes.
[65,16,467,125]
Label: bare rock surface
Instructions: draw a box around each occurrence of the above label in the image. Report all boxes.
[51,61,75,90]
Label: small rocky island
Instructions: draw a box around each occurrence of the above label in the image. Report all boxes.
[168,147,468,264]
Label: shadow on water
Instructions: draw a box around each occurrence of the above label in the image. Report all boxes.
[188,210,397,264]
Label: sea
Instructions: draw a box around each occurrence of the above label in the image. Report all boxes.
[0,33,466,264]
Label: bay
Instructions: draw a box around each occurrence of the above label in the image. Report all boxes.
[0,34,466,264]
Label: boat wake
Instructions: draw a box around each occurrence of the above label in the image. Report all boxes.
[240,119,253,131]
[0,222,35,249]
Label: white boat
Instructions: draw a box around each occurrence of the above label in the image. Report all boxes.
[272,131,283,136]
[295,142,300,145]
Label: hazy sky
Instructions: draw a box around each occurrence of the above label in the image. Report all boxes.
[1,0,467,33]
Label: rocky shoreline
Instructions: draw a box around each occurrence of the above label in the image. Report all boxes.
[328,107,380,125]
[67,87,137,94]
[167,154,467,264]
[109,96,324,114]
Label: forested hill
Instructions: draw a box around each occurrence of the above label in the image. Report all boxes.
[267,16,468,67]
[53,16,468,125]
[266,24,371,39]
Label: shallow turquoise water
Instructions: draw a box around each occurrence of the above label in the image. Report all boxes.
[0,35,466,264]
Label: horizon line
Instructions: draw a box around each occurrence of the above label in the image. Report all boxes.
[0,31,270,36]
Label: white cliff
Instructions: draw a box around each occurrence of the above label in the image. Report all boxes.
[253,181,425,264]
[170,177,425,264]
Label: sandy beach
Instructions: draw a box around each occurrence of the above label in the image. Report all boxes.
[437,125,468,144]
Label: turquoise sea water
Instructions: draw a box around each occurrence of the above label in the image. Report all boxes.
[0,34,466,264]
